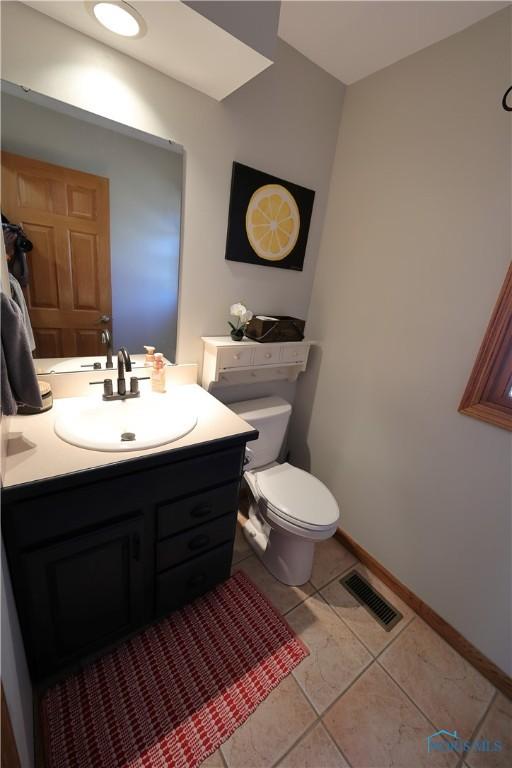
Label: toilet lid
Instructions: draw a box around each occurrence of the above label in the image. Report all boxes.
[255,463,339,529]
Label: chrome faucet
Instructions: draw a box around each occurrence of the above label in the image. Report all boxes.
[101,329,114,369]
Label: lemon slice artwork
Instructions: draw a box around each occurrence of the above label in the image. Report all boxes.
[245,184,300,261]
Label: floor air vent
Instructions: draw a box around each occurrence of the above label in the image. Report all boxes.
[340,570,402,631]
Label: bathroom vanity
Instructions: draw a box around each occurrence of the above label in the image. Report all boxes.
[2,384,257,684]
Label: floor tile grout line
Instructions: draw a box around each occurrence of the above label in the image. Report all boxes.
[310,653,460,766]
[268,677,322,768]
[272,714,354,768]
[309,556,360,593]
[265,621,361,768]
[292,629,374,718]
[462,689,498,768]
[316,584,416,662]
[272,696,352,768]
[315,562,420,661]
[374,658,486,762]
[271,715,321,768]
[373,613,417,661]
[374,658,448,732]
[316,656,378,724]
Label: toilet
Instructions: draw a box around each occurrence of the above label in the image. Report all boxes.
[229,396,340,586]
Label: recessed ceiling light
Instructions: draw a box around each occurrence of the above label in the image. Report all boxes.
[86,2,146,38]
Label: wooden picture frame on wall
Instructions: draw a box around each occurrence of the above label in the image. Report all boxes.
[459,263,512,431]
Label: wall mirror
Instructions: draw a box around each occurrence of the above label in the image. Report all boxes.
[1,80,183,373]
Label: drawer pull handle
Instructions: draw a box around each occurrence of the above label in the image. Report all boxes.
[265,352,271,358]
[234,353,240,360]
[188,534,210,551]
[187,572,207,588]
[191,505,213,519]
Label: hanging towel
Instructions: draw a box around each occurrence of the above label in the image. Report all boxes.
[1,292,42,416]
[9,273,36,351]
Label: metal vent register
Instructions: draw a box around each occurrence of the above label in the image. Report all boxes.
[340,570,402,631]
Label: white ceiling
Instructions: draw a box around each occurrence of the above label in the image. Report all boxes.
[278,1,509,85]
[21,1,272,101]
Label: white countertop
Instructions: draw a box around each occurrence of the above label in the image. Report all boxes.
[3,384,256,490]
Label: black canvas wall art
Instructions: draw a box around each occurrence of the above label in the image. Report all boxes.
[225,162,315,271]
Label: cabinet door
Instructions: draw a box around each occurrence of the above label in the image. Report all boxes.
[22,517,145,676]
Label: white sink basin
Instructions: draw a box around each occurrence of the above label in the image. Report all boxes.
[54,394,197,451]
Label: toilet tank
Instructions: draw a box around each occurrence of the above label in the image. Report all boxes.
[229,396,292,470]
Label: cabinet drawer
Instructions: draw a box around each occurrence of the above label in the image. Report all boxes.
[156,542,232,615]
[281,344,308,364]
[157,513,236,572]
[253,345,281,366]
[157,482,239,539]
[6,448,243,550]
[219,347,253,369]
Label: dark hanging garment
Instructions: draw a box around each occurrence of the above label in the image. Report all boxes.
[2,213,31,287]
[1,291,42,415]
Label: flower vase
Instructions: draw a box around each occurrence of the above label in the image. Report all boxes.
[230,328,244,341]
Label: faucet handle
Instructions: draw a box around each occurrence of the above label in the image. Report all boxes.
[103,379,113,398]
[130,377,139,395]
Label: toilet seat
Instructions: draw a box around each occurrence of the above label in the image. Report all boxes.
[253,463,339,532]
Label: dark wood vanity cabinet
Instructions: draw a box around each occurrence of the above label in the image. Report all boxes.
[2,436,253,684]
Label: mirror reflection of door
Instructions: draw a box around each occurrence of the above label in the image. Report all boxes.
[1,151,112,358]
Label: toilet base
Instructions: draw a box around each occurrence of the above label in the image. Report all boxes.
[243,515,315,586]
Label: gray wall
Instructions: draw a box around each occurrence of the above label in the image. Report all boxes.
[1,92,182,361]
[1,3,345,372]
[184,1,280,61]
[292,9,512,674]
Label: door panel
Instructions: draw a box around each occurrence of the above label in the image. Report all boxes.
[23,223,59,309]
[1,151,111,356]
[74,329,103,356]
[33,328,62,358]
[67,185,97,219]
[69,231,100,310]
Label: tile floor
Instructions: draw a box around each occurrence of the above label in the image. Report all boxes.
[205,514,510,768]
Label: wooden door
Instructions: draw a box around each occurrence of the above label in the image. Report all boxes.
[21,517,145,676]
[1,152,111,357]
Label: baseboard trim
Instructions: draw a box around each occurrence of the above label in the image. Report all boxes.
[334,528,512,700]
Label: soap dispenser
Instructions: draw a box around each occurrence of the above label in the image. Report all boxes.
[151,352,166,393]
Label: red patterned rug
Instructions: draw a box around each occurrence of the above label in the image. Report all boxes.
[41,570,308,768]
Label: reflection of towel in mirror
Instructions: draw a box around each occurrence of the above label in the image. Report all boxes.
[9,273,35,351]
[1,292,43,416]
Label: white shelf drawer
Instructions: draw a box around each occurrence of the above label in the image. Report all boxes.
[219,347,253,369]
[253,345,281,366]
[281,345,308,364]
